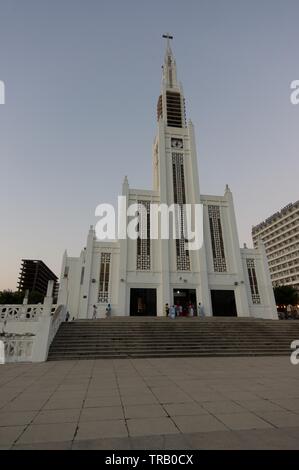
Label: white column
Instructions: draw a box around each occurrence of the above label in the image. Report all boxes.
[118,177,129,315]
[258,239,277,319]
[158,119,171,315]
[79,226,95,318]
[42,280,54,316]
[224,186,250,317]
[188,121,211,315]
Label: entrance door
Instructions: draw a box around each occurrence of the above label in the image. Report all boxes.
[173,289,197,316]
[130,288,157,316]
[211,290,237,317]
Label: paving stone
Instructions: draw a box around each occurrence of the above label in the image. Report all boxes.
[1,357,299,449]
[172,414,227,434]
[13,441,73,450]
[185,430,245,450]
[33,408,81,424]
[124,404,166,419]
[202,401,245,414]
[254,410,299,428]
[16,422,77,444]
[164,403,208,416]
[270,398,299,411]
[0,426,25,446]
[75,420,128,440]
[44,398,84,410]
[216,412,273,430]
[151,387,193,404]
[80,406,124,422]
[72,437,131,450]
[236,399,285,412]
[127,417,179,437]
[235,428,299,450]
[121,394,159,406]
[84,396,122,408]
[0,411,37,427]
[5,399,47,412]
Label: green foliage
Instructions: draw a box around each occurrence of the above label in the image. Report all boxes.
[274,285,299,306]
[28,290,44,304]
[0,290,44,304]
[0,290,23,304]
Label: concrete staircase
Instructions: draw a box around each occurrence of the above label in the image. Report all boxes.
[47,317,299,360]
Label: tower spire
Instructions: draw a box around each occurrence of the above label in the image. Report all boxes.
[162,33,173,53]
[161,33,178,89]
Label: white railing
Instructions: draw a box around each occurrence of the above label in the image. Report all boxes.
[1,333,35,363]
[0,305,57,322]
[48,305,67,348]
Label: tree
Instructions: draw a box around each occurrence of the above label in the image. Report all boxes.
[0,290,23,304]
[28,290,44,304]
[273,286,298,307]
[0,290,44,304]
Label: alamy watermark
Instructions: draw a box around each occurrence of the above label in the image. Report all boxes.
[290,80,299,105]
[290,340,299,365]
[0,80,5,104]
[0,340,5,364]
[95,197,203,251]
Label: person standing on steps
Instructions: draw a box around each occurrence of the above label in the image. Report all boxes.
[198,302,205,318]
[106,303,112,318]
[165,303,169,317]
[169,305,176,319]
[92,304,97,319]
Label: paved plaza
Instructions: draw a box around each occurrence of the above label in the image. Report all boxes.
[0,356,299,449]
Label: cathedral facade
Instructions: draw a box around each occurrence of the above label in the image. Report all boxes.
[58,40,277,320]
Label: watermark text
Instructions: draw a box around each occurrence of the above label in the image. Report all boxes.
[0,80,5,104]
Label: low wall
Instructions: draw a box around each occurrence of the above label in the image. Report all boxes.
[0,304,66,363]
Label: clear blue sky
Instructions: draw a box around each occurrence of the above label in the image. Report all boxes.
[0,0,298,290]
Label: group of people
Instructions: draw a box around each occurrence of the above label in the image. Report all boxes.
[92,303,111,319]
[165,302,204,319]
[278,304,299,320]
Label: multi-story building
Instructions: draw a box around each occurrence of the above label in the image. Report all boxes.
[18,259,59,298]
[252,201,299,289]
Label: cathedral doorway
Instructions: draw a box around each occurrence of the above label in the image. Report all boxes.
[130,288,157,316]
[211,290,237,317]
[173,289,197,316]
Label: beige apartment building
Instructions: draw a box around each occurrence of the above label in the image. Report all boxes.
[252,201,299,289]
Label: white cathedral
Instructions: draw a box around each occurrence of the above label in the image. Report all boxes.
[57,38,277,320]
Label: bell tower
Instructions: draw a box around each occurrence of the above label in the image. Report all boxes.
[152,34,210,312]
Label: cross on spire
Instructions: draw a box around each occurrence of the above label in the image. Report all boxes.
[162,33,173,50]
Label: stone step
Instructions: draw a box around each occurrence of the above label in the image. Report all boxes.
[48,318,299,360]
[48,351,290,360]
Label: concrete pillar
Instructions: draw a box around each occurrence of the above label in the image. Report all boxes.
[258,239,277,319]
[57,250,68,306]
[23,290,29,305]
[224,186,250,317]
[79,226,95,318]
[118,177,129,315]
[42,280,54,316]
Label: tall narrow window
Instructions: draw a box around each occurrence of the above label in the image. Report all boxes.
[136,201,151,270]
[246,258,261,304]
[172,152,190,271]
[80,267,85,285]
[208,205,227,272]
[98,253,111,303]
